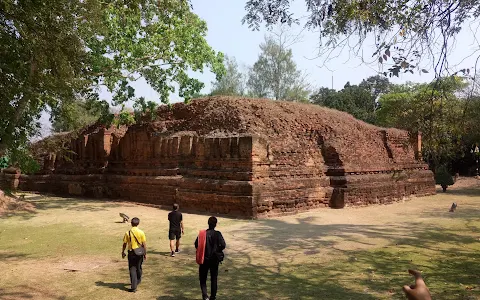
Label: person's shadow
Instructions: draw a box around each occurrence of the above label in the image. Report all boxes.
[148,250,175,256]
[95,281,129,291]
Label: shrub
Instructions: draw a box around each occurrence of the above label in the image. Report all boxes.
[435,165,454,192]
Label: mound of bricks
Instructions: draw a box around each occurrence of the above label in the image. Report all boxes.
[2,96,435,218]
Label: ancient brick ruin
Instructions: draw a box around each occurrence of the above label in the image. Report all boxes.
[2,97,436,218]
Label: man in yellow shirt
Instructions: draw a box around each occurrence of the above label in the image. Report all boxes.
[122,217,147,293]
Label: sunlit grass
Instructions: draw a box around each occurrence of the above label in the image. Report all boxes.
[0,183,479,299]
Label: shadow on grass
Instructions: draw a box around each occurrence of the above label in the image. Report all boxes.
[17,191,250,222]
[441,187,480,197]
[95,281,129,292]
[231,211,480,253]
[0,286,67,300]
[0,252,28,260]
[419,205,480,226]
[222,214,480,299]
[345,246,480,300]
[32,197,117,212]
[1,195,122,221]
[152,256,379,300]
[148,249,175,257]
[0,196,117,220]
[0,211,37,220]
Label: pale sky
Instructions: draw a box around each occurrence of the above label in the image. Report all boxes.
[39,1,480,135]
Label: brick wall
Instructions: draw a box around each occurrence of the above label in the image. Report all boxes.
[248,128,434,217]
[21,128,258,217]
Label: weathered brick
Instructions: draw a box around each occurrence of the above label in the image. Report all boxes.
[16,97,435,219]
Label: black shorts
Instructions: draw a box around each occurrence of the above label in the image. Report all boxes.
[169,229,181,240]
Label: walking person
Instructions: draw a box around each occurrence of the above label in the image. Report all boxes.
[168,203,184,257]
[195,217,226,300]
[121,217,147,293]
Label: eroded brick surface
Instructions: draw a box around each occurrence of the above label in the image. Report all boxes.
[3,97,435,218]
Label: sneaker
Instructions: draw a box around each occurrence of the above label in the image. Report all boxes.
[175,249,180,253]
[171,252,175,257]
[128,288,136,293]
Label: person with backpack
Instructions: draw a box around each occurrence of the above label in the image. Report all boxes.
[121,217,147,293]
[195,216,226,300]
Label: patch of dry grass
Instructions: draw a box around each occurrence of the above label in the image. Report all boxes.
[0,179,479,299]
[0,190,35,217]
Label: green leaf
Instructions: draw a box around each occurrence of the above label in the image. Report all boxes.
[1,0,223,162]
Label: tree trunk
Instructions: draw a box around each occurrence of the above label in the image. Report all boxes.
[441,184,447,192]
[0,57,35,155]
[1,93,29,151]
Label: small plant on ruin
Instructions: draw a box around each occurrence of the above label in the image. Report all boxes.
[435,165,454,192]
[133,97,159,123]
[116,110,136,127]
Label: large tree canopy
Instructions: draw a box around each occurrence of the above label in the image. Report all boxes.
[310,77,387,124]
[0,0,225,167]
[376,77,467,169]
[243,0,480,77]
[50,100,101,133]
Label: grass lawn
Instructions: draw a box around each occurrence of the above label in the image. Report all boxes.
[0,178,479,300]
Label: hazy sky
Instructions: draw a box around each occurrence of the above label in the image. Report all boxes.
[39,1,480,135]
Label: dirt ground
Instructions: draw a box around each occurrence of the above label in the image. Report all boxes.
[0,178,479,300]
[0,191,35,216]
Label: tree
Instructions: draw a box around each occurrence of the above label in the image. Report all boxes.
[458,76,480,151]
[311,77,383,123]
[310,87,337,106]
[435,165,454,192]
[50,100,101,133]
[1,0,95,163]
[246,62,270,98]
[210,55,246,96]
[243,0,480,77]
[376,77,466,169]
[462,96,480,149]
[1,0,225,168]
[247,30,310,101]
[284,71,312,102]
[133,97,158,123]
[86,1,225,105]
[359,75,392,103]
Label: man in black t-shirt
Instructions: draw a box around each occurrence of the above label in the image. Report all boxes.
[195,217,226,300]
[168,203,184,257]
